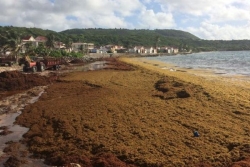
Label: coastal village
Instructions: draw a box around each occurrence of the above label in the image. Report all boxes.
[19,35,179,56]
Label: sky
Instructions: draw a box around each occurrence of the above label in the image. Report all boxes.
[1,0,250,40]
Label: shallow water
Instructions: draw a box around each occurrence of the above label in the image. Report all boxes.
[146,51,250,77]
[62,61,107,73]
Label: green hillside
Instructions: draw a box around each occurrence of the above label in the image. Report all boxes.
[1,26,250,52]
[61,28,199,39]
[0,26,56,38]
[60,28,199,47]
[154,29,198,39]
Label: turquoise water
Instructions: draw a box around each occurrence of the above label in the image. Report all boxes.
[146,51,250,76]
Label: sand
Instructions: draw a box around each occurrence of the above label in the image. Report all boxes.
[2,57,250,166]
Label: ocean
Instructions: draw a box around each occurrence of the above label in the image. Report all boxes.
[145,51,250,77]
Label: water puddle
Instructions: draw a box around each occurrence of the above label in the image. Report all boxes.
[83,61,107,71]
[0,113,28,152]
[0,86,48,167]
[62,61,107,73]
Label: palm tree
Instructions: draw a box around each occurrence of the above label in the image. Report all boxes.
[46,33,55,53]
[0,33,12,55]
[0,36,10,55]
[11,34,23,63]
[155,36,161,53]
[2,30,23,63]
[65,37,72,52]
[24,42,33,53]
[79,44,84,54]
[1,45,11,55]
[45,33,57,57]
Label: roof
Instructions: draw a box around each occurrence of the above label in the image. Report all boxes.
[22,36,33,40]
[35,36,47,41]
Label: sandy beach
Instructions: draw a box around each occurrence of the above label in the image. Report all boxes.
[1,57,250,167]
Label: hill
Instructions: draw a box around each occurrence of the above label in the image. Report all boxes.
[60,28,199,47]
[0,26,56,38]
[1,26,250,51]
[61,28,199,40]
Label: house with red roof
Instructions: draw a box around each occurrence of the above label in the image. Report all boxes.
[35,36,47,43]
[22,36,35,42]
[21,36,36,53]
[34,36,47,47]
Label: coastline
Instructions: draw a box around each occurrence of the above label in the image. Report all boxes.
[122,56,250,89]
[1,57,250,166]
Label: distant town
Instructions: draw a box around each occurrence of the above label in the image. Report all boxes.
[20,35,179,56]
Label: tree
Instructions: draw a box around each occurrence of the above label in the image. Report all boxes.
[46,33,55,50]
[155,35,160,49]
[24,42,33,53]
[123,40,131,51]
[65,37,72,52]
[5,30,23,63]
[34,43,49,57]
[79,44,88,55]
[0,34,11,55]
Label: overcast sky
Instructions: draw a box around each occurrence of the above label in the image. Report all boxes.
[1,0,250,40]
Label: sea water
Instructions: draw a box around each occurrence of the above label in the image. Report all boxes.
[146,51,250,77]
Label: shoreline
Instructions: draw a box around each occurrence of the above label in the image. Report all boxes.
[140,51,250,82]
[122,56,250,89]
[1,57,250,166]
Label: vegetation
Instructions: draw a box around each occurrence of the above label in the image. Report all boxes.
[1,26,250,56]
[0,27,85,58]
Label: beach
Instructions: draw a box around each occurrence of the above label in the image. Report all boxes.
[1,57,250,167]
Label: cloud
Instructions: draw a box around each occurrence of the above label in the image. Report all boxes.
[208,5,250,23]
[156,0,250,24]
[0,0,249,40]
[156,0,250,39]
[0,0,144,31]
[53,0,143,17]
[157,0,238,16]
[138,9,176,29]
[49,0,144,30]
[141,0,152,3]
[186,22,250,40]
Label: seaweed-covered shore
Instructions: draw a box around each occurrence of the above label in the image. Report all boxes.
[1,57,250,167]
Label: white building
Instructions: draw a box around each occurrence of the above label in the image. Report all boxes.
[72,43,94,52]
